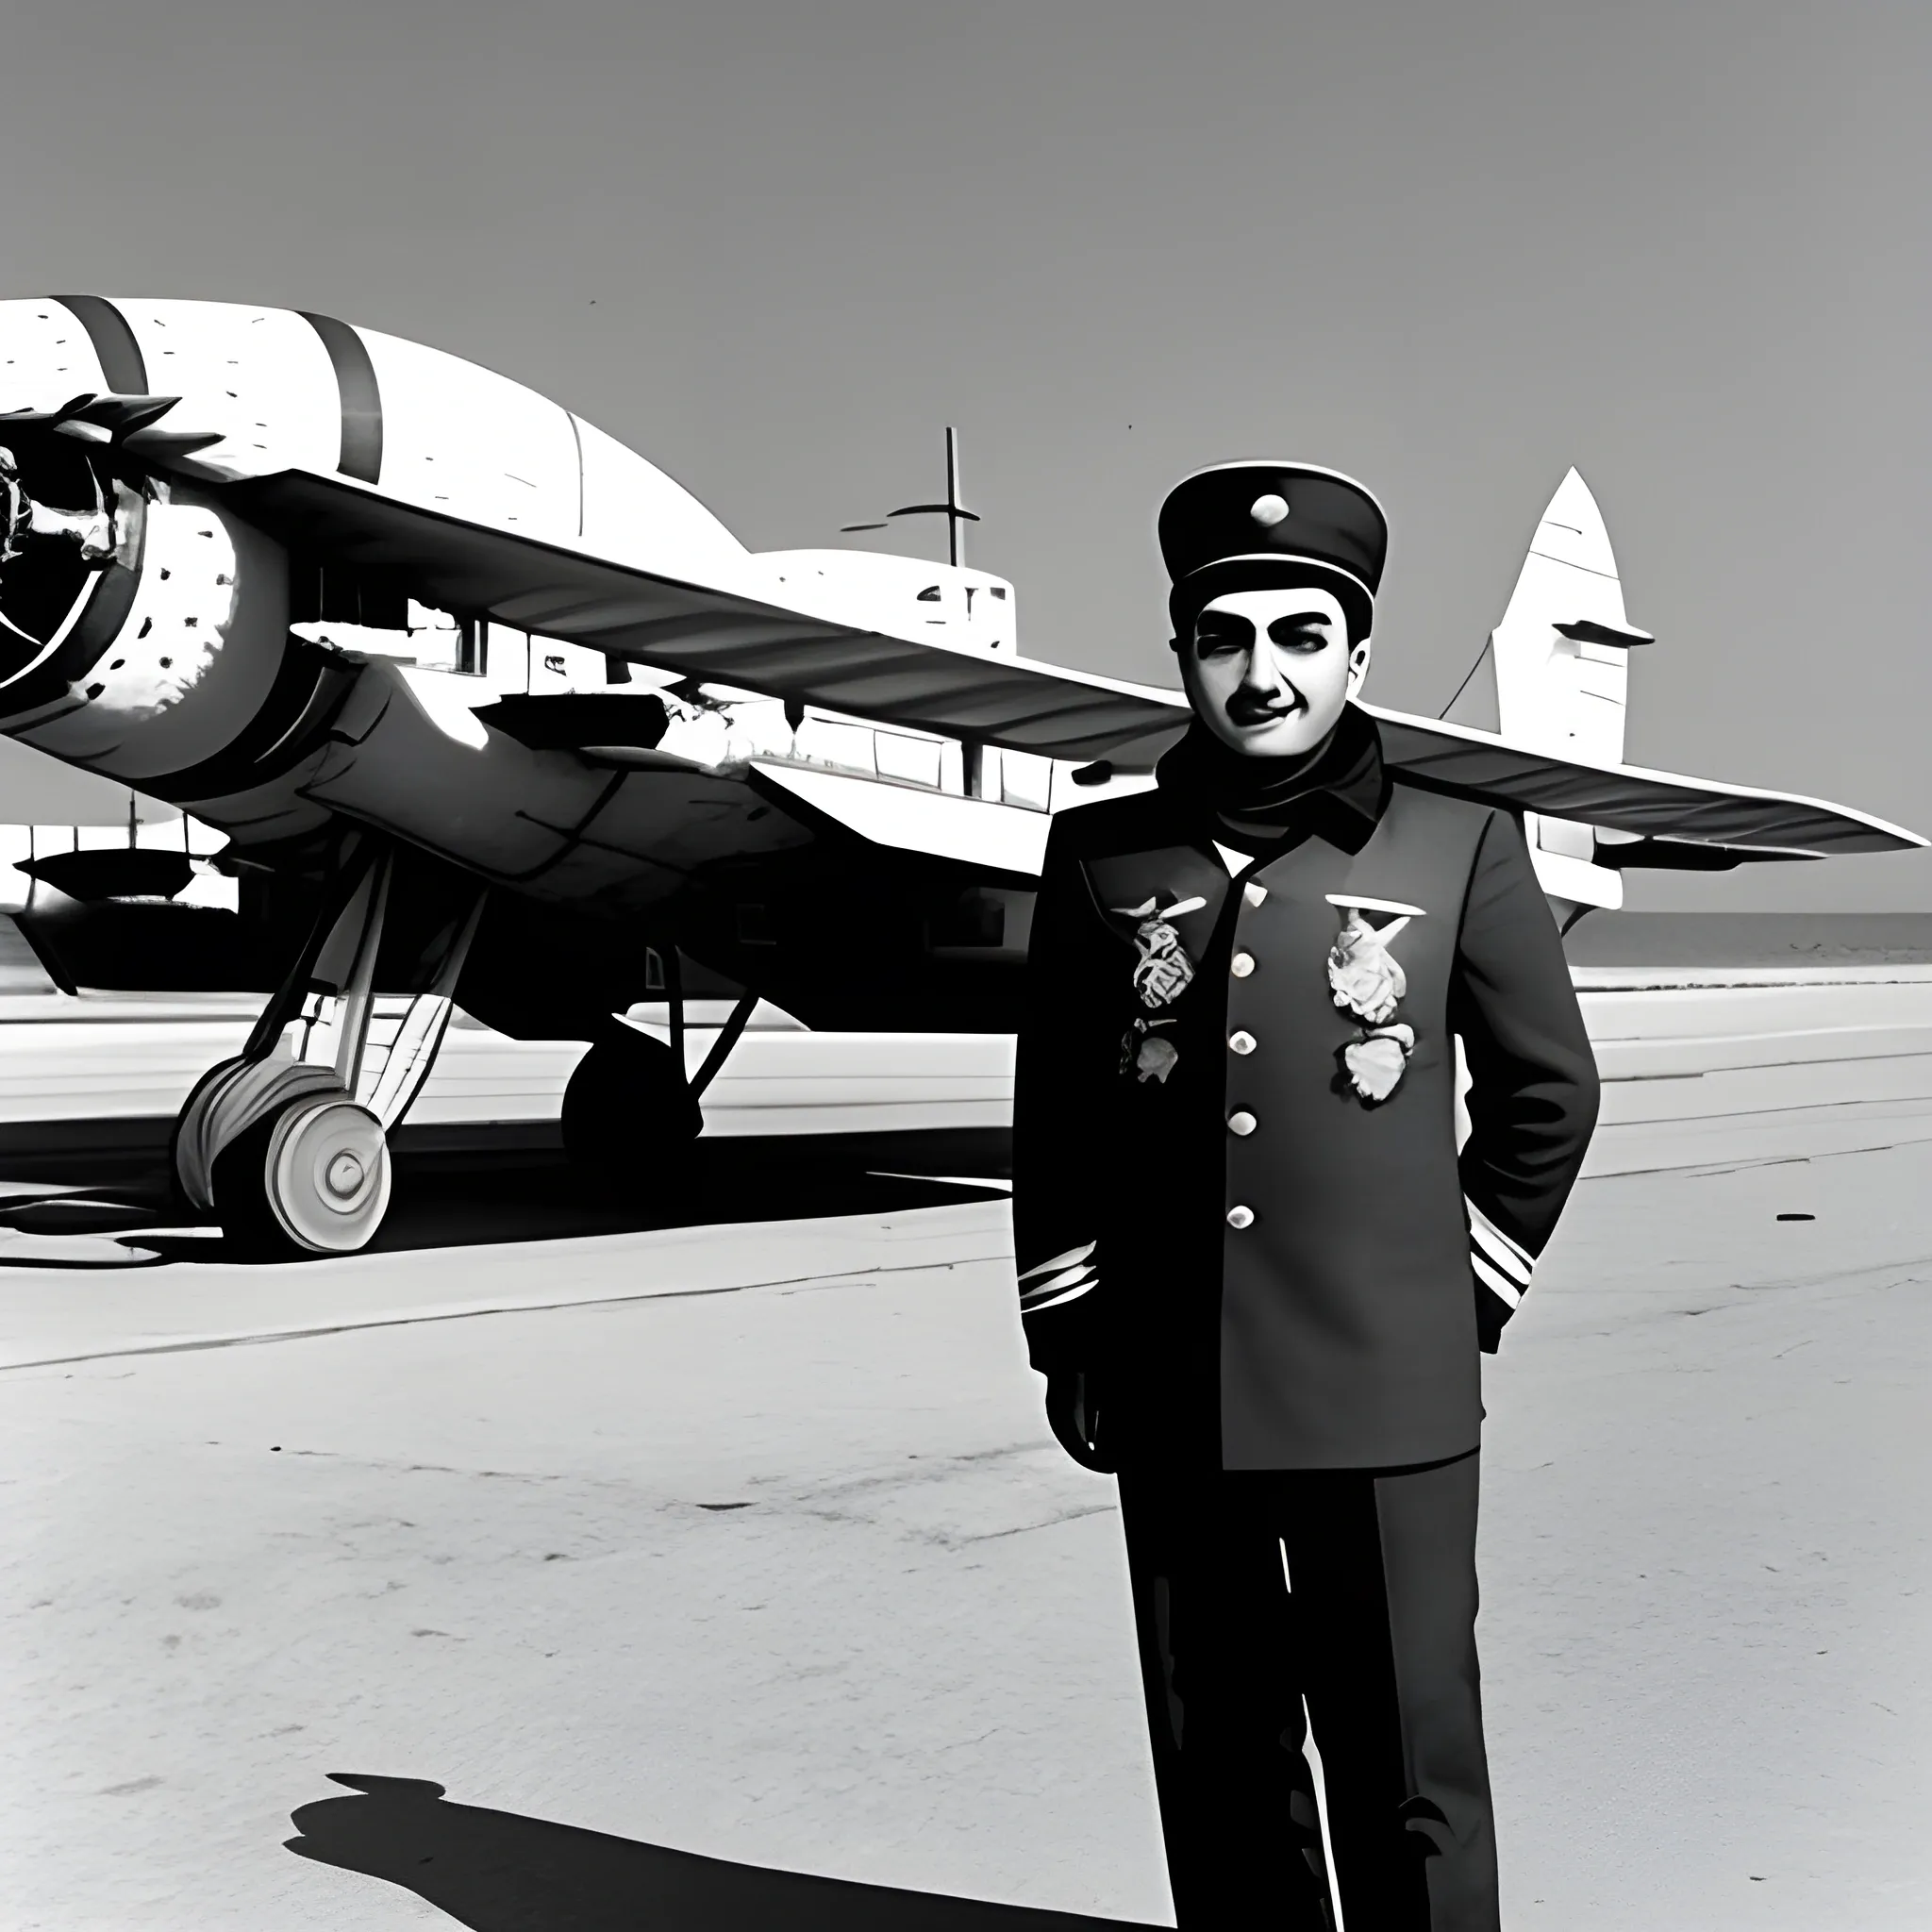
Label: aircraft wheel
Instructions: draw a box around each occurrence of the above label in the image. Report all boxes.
[212,1091,392,1258]
[173,1056,345,1219]
[560,1021,701,1197]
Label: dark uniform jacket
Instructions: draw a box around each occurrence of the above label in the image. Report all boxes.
[1012,707,1600,1472]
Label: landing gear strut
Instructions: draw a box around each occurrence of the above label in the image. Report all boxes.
[172,841,483,1257]
[559,947,758,1201]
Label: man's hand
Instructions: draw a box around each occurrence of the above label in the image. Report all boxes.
[1044,1370,1114,1473]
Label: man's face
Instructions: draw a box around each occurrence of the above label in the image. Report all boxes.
[1178,586,1370,758]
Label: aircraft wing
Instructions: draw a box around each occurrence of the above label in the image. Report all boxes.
[221,470,1185,761]
[208,473,1920,858]
[1364,705,1923,857]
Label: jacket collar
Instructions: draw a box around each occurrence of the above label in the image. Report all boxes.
[1155,702,1388,859]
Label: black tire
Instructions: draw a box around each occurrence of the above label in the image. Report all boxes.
[209,1108,300,1260]
[168,1055,248,1223]
[560,1018,702,1199]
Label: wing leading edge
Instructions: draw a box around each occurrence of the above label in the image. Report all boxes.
[219,469,1919,858]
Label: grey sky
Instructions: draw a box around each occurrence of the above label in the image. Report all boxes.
[2,0,1924,907]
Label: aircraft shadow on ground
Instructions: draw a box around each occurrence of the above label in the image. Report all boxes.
[287,1774,1153,1932]
[0,1130,1011,1268]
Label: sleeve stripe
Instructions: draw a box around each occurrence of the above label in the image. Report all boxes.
[1023,1276,1098,1314]
[1471,1249,1524,1309]
[1020,1241,1096,1283]
[1466,1200,1534,1274]
[1020,1263,1094,1307]
[1469,1219,1533,1289]
[1467,1198,1533,1266]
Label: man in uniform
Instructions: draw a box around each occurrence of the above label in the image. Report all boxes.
[1012,462,1600,1931]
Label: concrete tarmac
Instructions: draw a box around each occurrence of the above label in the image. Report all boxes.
[4,1130,1930,1929]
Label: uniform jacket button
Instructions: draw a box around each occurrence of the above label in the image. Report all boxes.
[1230,951,1256,978]
[1226,1204,1255,1229]
[1227,1110,1257,1136]
[1228,1029,1257,1055]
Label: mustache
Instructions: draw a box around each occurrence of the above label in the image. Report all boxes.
[1224,685,1304,725]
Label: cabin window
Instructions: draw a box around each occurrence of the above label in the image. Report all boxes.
[456,618,487,676]
[875,733,942,790]
[916,585,941,603]
[792,718,876,776]
[1535,815,1594,861]
[1001,751,1052,810]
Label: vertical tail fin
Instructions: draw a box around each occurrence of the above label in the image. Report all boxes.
[1487,469,1654,917]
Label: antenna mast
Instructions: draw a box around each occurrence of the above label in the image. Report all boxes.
[944,426,963,568]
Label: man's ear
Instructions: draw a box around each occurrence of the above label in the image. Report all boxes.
[1346,635,1373,694]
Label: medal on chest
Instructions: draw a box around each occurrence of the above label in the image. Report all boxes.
[1117,893,1206,1008]
[1324,894,1425,1105]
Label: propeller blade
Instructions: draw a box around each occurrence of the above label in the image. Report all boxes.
[1,393,201,461]
[840,522,889,532]
[74,393,184,436]
[121,427,225,456]
[888,501,981,522]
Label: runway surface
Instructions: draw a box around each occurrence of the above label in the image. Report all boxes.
[4,1018,1932,1926]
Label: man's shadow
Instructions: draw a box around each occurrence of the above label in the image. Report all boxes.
[288,1774,1158,1931]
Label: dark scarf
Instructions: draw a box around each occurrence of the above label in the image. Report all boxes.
[1155,700,1388,856]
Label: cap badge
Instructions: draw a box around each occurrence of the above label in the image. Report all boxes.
[1249,492,1291,527]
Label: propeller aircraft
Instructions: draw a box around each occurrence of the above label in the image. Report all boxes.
[0,295,1916,1254]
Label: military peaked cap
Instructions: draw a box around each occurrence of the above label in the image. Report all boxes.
[1159,461,1389,639]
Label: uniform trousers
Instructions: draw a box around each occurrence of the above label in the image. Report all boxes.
[1116,1450,1497,1932]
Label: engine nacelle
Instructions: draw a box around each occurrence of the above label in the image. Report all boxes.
[3,480,291,785]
